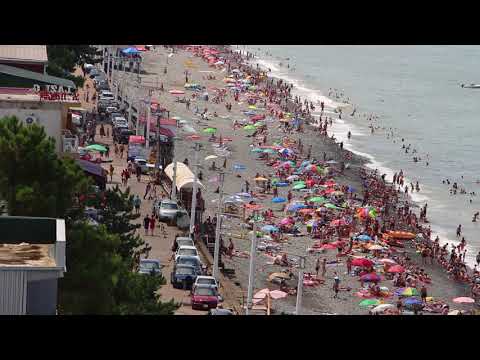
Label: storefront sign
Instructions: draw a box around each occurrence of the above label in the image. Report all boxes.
[32,84,79,101]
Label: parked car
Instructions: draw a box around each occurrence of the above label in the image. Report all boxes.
[134,158,149,174]
[175,255,204,274]
[106,106,119,115]
[109,112,123,122]
[175,236,194,248]
[156,199,179,224]
[193,276,219,292]
[89,69,100,78]
[207,308,234,315]
[175,245,200,263]
[191,284,219,310]
[114,128,135,144]
[170,264,200,289]
[113,116,128,127]
[138,259,162,275]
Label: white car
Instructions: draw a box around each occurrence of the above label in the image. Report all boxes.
[193,276,219,292]
[113,116,128,127]
[175,245,200,263]
[133,158,149,174]
[99,91,115,101]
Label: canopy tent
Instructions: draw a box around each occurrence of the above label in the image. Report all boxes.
[164,162,205,191]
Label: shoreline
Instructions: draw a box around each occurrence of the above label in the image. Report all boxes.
[139,45,478,314]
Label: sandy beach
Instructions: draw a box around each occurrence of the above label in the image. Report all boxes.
[132,45,478,315]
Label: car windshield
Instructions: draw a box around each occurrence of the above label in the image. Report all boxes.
[195,287,215,296]
[177,240,193,247]
[161,203,178,210]
[179,249,197,256]
[178,258,198,266]
[198,278,215,285]
[141,261,159,270]
[176,267,195,275]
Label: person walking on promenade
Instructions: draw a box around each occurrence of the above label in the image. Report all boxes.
[136,165,142,183]
[333,272,340,299]
[105,145,110,158]
[134,195,141,214]
[144,182,151,200]
[321,258,327,278]
[149,215,156,236]
[109,164,114,183]
[119,144,124,159]
[315,257,320,276]
[143,215,150,235]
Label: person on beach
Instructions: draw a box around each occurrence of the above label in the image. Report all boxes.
[109,164,114,183]
[333,272,340,299]
[149,215,156,236]
[420,284,428,303]
[134,195,141,214]
[456,224,462,237]
[315,258,320,276]
[321,258,327,278]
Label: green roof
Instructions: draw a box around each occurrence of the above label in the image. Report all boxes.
[0,63,76,89]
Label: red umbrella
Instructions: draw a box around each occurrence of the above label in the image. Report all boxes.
[330,219,347,227]
[321,243,338,250]
[351,258,373,267]
[387,265,405,273]
[250,114,265,122]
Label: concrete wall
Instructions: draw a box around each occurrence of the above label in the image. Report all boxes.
[26,278,58,315]
[0,101,63,153]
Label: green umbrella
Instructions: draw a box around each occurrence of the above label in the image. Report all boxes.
[243,125,256,131]
[85,144,107,152]
[263,148,276,154]
[359,299,381,307]
[308,196,327,203]
[324,203,341,210]
[271,178,280,184]
[203,127,217,134]
[251,148,263,153]
[293,183,306,190]
[253,122,265,127]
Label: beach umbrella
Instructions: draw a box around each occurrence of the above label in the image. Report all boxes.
[235,192,252,198]
[324,203,341,210]
[403,297,423,309]
[286,175,300,181]
[347,186,357,193]
[272,197,286,203]
[378,258,397,265]
[204,155,218,161]
[261,225,279,233]
[275,182,289,187]
[308,196,327,203]
[367,244,385,251]
[298,208,315,215]
[243,125,256,131]
[203,127,217,134]
[286,203,307,212]
[351,258,373,267]
[254,177,268,182]
[254,288,287,301]
[251,148,264,153]
[371,304,395,314]
[356,234,372,242]
[85,144,107,152]
[263,148,276,154]
[169,89,185,95]
[280,217,294,225]
[453,297,475,304]
[359,299,381,308]
[253,122,265,128]
[397,287,420,297]
[293,183,306,190]
[360,273,382,283]
[233,164,246,171]
[387,265,405,273]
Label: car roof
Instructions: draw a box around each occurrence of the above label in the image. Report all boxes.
[178,245,197,250]
[161,199,178,205]
[140,259,160,264]
[196,276,216,281]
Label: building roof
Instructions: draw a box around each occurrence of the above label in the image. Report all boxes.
[0,244,55,267]
[0,45,48,63]
[164,162,205,191]
[0,63,76,89]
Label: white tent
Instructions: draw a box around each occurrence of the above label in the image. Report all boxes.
[164,162,205,191]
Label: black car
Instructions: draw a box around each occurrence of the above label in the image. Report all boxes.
[170,264,201,289]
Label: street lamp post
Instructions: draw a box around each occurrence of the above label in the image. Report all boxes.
[213,172,225,280]
[145,91,152,149]
[295,256,306,315]
[246,213,258,315]
[189,142,200,239]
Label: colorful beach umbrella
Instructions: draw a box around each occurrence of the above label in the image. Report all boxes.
[261,225,279,233]
[387,265,405,273]
[371,304,395,314]
[378,258,397,265]
[293,183,306,190]
[251,148,264,153]
[324,203,341,210]
[453,297,475,304]
[360,273,382,283]
[397,287,420,297]
[351,258,373,267]
[308,196,327,203]
[243,125,256,131]
[275,182,289,187]
[254,177,268,182]
[85,144,107,152]
[356,234,372,242]
[203,127,217,134]
[272,197,286,203]
[359,299,381,308]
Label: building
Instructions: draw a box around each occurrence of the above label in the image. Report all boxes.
[0,45,48,74]
[0,216,66,315]
[0,92,81,153]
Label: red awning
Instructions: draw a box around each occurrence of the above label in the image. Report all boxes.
[129,135,145,144]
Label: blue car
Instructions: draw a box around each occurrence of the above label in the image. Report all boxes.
[175,255,204,274]
[170,264,202,289]
[138,259,162,276]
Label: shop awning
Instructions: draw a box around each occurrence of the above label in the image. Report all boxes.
[129,135,145,144]
[164,162,205,191]
[76,159,106,177]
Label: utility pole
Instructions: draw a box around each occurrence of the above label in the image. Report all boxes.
[213,172,225,280]
[295,256,306,315]
[106,50,111,86]
[189,142,200,238]
[246,213,258,315]
[145,90,152,149]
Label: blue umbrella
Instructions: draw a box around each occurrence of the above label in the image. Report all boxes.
[356,234,372,242]
[235,192,252,198]
[286,203,307,211]
[403,297,423,309]
[122,47,139,55]
[275,182,289,187]
[261,225,279,232]
[347,186,357,193]
[233,164,247,171]
[272,197,286,203]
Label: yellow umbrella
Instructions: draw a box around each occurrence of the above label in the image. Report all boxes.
[248,105,257,109]
[268,272,291,282]
[254,177,268,182]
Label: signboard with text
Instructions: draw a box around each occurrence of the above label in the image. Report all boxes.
[32,84,79,102]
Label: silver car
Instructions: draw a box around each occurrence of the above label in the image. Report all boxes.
[156,199,179,224]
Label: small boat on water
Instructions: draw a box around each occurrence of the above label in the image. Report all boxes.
[461,83,480,89]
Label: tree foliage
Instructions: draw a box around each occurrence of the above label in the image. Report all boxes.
[0,116,88,217]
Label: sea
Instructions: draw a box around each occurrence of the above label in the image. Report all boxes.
[239,45,480,267]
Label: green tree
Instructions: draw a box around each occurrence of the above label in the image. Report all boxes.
[0,116,88,217]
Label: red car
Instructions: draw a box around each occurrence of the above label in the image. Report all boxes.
[191,285,219,310]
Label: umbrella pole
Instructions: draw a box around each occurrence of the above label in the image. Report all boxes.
[246,212,258,315]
